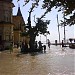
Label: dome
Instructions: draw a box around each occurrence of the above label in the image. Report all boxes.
[0,0,12,2]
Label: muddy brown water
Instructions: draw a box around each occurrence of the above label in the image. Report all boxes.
[0,45,75,75]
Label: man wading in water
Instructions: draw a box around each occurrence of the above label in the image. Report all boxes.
[47,39,51,49]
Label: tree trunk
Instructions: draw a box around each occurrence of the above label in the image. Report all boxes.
[29,35,36,51]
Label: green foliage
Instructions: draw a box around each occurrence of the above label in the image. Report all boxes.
[20,31,29,36]
[60,13,75,26]
[17,0,75,25]
[42,0,75,25]
[36,18,50,35]
[65,13,75,26]
[43,0,75,14]
[26,18,50,37]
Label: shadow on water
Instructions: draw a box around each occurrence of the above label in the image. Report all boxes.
[30,50,46,56]
[16,50,47,57]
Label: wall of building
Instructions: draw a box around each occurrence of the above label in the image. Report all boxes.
[0,1,14,50]
[0,1,14,23]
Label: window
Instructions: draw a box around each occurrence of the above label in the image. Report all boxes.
[5,35,10,41]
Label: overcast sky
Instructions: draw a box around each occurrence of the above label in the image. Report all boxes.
[12,0,74,43]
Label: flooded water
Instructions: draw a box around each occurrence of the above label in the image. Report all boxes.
[0,45,75,75]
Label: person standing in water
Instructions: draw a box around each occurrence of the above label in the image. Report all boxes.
[47,39,51,49]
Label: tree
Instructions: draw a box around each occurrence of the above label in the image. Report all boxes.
[18,0,75,26]
[17,0,50,51]
[42,0,75,26]
[26,17,50,50]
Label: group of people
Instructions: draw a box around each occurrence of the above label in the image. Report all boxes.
[16,39,51,53]
[34,39,51,51]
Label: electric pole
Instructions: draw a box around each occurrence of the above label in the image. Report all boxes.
[57,14,60,44]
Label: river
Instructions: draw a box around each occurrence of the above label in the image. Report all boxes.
[0,45,75,75]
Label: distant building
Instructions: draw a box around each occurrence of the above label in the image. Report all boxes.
[0,0,29,50]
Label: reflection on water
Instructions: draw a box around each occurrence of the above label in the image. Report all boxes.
[0,45,75,75]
